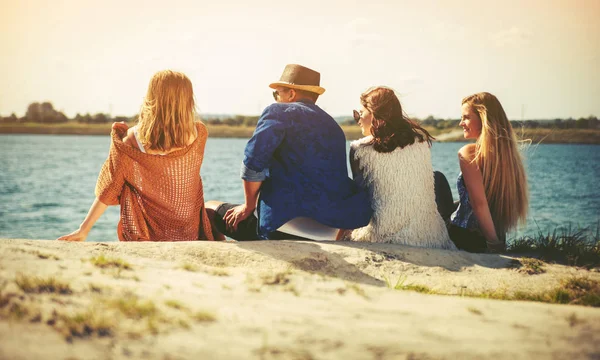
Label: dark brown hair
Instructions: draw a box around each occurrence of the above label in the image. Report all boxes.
[361,86,434,153]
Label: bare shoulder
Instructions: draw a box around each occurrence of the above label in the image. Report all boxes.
[122,127,139,150]
[458,143,476,162]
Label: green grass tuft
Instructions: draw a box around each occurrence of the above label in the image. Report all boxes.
[192,310,217,323]
[110,296,157,319]
[90,255,131,270]
[60,310,114,340]
[164,300,187,311]
[467,307,483,315]
[516,258,547,275]
[261,270,292,286]
[15,274,72,294]
[207,268,230,277]
[4,302,31,320]
[507,223,600,268]
[36,251,60,260]
[181,263,198,272]
[384,275,432,294]
[468,277,600,307]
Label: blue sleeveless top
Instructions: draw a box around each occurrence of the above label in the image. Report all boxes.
[450,173,479,230]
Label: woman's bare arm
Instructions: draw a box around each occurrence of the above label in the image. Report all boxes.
[57,198,109,241]
[458,145,500,245]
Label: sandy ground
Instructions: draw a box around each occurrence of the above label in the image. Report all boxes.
[0,239,599,360]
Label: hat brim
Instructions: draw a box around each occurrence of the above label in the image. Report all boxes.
[269,81,326,95]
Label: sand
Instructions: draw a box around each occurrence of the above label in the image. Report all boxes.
[0,239,599,360]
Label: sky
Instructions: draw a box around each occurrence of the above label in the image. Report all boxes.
[1,0,599,120]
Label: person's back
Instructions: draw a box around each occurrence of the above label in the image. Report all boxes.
[96,122,211,241]
[208,64,372,240]
[342,86,454,249]
[348,137,451,247]
[58,70,213,242]
[248,100,370,233]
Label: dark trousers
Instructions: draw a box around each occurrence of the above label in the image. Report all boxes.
[213,203,308,241]
[433,171,487,253]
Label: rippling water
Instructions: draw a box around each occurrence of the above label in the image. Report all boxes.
[1,135,598,242]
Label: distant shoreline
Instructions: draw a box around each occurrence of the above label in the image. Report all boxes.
[1,123,599,144]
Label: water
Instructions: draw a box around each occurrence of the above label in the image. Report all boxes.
[1,135,598,242]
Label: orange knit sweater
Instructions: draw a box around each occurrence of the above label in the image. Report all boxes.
[95,122,214,241]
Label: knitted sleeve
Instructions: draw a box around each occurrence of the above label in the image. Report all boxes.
[95,139,126,205]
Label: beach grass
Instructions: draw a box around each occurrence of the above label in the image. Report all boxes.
[192,310,217,323]
[15,274,72,294]
[181,263,198,272]
[206,268,230,277]
[473,277,600,307]
[384,275,433,294]
[35,251,60,260]
[507,224,600,268]
[386,275,600,307]
[60,310,115,340]
[89,255,132,270]
[164,300,187,311]
[110,296,157,320]
[516,258,547,275]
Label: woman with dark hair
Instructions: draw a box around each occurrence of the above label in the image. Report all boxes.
[339,86,455,249]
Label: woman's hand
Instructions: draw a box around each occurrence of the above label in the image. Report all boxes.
[57,198,108,242]
[57,228,88,242]
[224,204,254,233]
[112,121,129,132]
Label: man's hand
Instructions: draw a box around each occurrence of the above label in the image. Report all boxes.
[224,204,254,233]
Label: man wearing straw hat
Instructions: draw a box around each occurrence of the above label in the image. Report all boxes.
[207,64,372,240]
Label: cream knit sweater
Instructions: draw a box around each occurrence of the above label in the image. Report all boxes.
[346,136,456,249]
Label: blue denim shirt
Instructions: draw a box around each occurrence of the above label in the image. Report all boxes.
[242,100,373,239]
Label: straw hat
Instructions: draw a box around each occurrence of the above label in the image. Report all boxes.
[269,64,326,95]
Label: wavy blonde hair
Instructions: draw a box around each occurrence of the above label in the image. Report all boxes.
[462,92,529,235]
[138,70,196,151]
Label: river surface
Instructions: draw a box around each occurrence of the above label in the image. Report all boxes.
[1,135,598,242]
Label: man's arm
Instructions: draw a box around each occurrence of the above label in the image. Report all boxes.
[223,105,288,234]
[224,180,262,232]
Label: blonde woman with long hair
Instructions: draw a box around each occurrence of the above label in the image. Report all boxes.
[437,92,528,252]
[58,70,215,241]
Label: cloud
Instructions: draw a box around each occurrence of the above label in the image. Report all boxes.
[492,26,533,47]
[342,17,383,47]
[432,22,467,42]
[400,76,424,87]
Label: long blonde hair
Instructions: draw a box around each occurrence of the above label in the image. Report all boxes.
[138,70,196,151]
[462,92,529,235]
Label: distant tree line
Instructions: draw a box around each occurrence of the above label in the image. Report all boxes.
[1,102,598,130]
[202,115,260,127]
[339,114,600,130]
[0,102,134,124]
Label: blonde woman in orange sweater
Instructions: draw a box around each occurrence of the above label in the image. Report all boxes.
[58,70,215,241]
